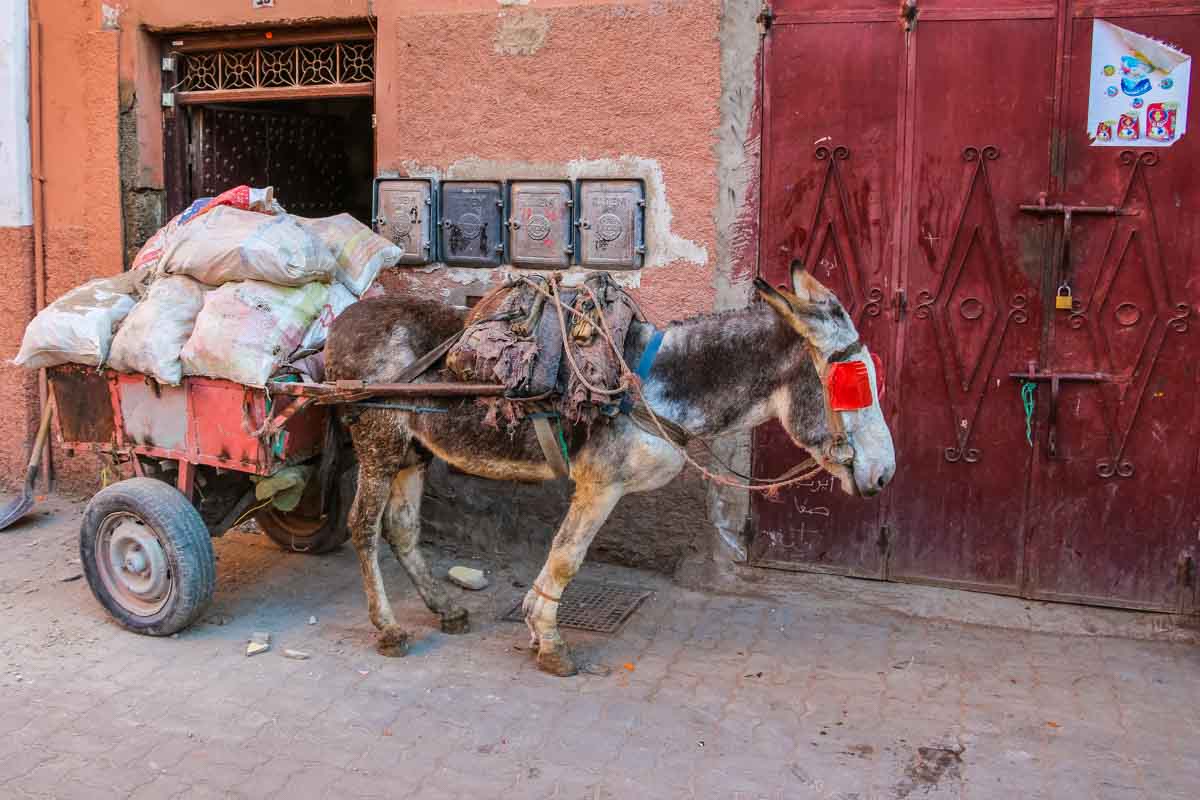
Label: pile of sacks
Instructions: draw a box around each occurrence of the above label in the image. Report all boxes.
[13,186,401,386]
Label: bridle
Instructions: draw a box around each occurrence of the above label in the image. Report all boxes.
[809,338,885,473]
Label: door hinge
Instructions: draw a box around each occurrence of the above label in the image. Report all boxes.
[756,2,774,34]
[161,92,175,108]
[901,0,919,32]
[893,288,908,318]
[1181,555,1195,588]
[878,525,891,552]
[371,113,377,130]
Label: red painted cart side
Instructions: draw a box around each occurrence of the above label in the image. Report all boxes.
[47,365,327,499]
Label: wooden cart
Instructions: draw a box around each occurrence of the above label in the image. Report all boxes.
[47,362,503,636]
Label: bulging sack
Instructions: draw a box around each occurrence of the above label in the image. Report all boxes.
[161,205,335,287]
[295,213,402,296]
[297,282,358,354]
[181,281,329,387]
[131,185,280,274]
[13,270,152,369]
[107,276,208,385]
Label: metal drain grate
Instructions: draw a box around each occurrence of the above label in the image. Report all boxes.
[501,579,652,633]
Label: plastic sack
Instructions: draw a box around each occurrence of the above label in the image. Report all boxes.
[132,186,280,274]
[297,282,358,354]
[181,280,329,387]
[107,276,207,385]
[160,205,335,287]
[295,213,403,296]
[13,269,152,369]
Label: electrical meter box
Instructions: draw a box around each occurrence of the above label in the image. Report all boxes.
[576,179,645,269]
[440,181,505,268]
[373,178,435,265]
[507,181,574,268]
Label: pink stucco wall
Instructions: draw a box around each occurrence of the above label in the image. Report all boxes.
[4,0,725,492]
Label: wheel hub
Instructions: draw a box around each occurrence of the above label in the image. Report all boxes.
[97,514,172,617]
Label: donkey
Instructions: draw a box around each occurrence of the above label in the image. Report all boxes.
[324,268,895,676]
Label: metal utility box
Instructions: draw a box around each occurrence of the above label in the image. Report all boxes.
[373,178,436,265]
[440,181,505,267]
[507,180,574,268]
[576,179,645,269]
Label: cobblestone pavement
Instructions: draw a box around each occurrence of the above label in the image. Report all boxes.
[1,495,1198,799]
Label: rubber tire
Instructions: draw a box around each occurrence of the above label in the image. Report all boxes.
[80,477,216,637]
[255,466,354,555]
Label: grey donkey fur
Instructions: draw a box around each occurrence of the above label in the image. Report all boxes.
[324,272,895,676]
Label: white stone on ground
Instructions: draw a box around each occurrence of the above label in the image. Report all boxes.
[447,566,488,591]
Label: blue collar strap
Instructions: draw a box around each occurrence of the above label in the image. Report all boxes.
[635,330,665,382]
[622,329,664,415]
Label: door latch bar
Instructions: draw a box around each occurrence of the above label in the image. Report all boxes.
[1019,194,1135,289]
[1008,365,1112,458]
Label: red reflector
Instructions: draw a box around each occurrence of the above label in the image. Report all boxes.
[827,360,874,411]
[871,352,885,401]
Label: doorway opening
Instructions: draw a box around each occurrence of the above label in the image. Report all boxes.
[184,97,374,222]
[161,28,376,224]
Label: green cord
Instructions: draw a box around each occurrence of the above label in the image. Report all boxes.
[1021,381,1036,447]
[556,423,571,469]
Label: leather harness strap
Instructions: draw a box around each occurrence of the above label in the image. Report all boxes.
[531,413,571,480]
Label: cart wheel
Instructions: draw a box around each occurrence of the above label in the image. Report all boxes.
[80,478,215,636]
[255,467,353,555]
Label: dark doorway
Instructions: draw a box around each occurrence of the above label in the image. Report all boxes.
[171,97,374,223]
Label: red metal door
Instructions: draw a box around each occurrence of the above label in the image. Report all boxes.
[752,1,904,576]
[1021,5,1200,611]
[885,3,1057,593]
[752,1,1200,611]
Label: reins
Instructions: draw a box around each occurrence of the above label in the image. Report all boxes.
[520,277,831,496]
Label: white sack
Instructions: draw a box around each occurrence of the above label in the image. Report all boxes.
[295,213,403,296]
[13,270,151,369]
[161,205,335,287]
[181,280,329,387]
[107,276,207,385]
[297,282,358,354]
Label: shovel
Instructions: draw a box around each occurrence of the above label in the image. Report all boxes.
[0,399,54,531]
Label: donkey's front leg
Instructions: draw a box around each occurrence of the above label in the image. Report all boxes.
[381,464,470,634]
[523,483,623,676]
[350,464,410,657]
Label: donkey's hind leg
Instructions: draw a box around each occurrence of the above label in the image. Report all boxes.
[350,462,410,657]
[523,483,623,677]
[381,464,470,634]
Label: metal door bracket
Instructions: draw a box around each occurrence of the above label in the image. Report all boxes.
[1019,198,1133,288]
[1009,366,1112,458]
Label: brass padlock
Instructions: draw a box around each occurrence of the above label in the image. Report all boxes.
[1055,284,1074,311]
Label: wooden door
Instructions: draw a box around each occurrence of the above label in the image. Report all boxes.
[188,106,350,217]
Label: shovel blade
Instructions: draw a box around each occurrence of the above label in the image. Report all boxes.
[0,466,38,531]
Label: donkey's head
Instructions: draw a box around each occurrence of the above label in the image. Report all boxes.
[754,268,895,497]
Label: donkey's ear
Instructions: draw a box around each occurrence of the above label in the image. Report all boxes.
[755,277,814,336]
[792,269,837,307]
[754,277,794,314]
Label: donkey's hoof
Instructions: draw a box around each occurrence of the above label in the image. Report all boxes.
[441,609,470,635]
[377,627,410,657]
[536,646,578,677]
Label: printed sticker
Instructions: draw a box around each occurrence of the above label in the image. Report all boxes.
[1088,20,1191,147]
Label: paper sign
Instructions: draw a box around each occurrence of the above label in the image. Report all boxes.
[1087,20,1191,147]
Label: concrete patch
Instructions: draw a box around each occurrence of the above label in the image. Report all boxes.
[494,12,550,56]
